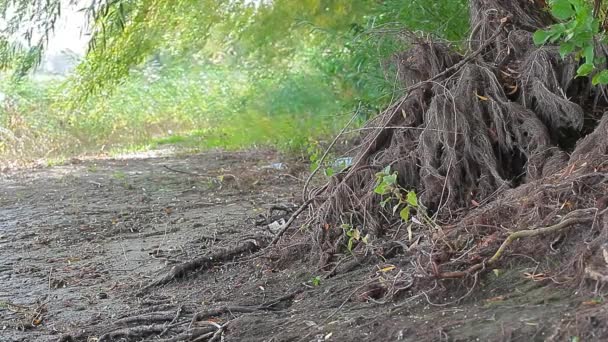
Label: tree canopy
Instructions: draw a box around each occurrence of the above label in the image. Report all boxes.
[0,0,469,98]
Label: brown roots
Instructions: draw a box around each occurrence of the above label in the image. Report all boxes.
[304,0,608,290]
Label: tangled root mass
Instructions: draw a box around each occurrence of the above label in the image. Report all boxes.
[308,0,608,282]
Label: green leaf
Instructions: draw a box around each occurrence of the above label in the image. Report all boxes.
[533,30,552,45]
[352,228,360,240]
[559,42,575,58]
[583,45,594,64]
[406,191,418,207]
[324,167,334,177]
[384,173,397,185]
[374,183,389,195]
[592,70,608,85]
[550,0,575,20]
[577,63,594,76]
[399,206,410,222]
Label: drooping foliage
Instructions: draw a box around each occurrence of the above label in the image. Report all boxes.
[0,0,469,99]
[0,0,471,161]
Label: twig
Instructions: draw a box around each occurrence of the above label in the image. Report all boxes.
[159,306,184,337]
[163,165,209,177]
[189,306,258,328]
[163,165,237,184]
[303,104,362,202]
[209,321,230,342]
[269,198,314,246]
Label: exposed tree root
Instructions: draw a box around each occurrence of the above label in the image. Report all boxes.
[98,324,168,342]
[158,327,217,342]
[297,0,608,298]
[141,236,269,292]
[112,311,181,326]
[268,198,314,246]
[487,211,594,264]
[438,210,596,279]
[91,288,304,342]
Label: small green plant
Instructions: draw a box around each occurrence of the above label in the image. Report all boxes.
[534,0,608,84]
[374,166,419,222]
[341,223,369,252]
[373,166,439,241]
[311,276,321,286]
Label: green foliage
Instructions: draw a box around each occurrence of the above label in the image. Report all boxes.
[341,223,369,252]
[534,0,608,84]
[374,166,420,223]
[0,59,351,161]
[0,1,472,163]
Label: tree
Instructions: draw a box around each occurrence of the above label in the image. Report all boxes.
[0,1,468,99]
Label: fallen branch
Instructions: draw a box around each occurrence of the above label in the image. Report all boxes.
[113,311,177,326]
[190,288,303,327]
[163,165,237,182]
[158,327,216,342]
[159,306,184,337]
[208,321,230,342]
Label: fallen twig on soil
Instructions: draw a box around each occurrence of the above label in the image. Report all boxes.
[113,311,177,326]
[189,288,304,327]
[160,306,184,337]
[208,321,230,342]
[163,165,237,182]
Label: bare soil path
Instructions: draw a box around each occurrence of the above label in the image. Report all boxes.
[0,150,604,341]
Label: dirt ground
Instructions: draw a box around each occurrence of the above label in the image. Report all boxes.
[1,150,606,342]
